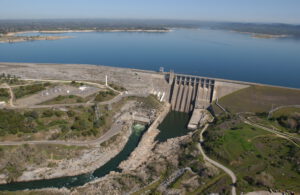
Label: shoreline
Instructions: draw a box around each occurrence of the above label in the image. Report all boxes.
[0,35,73,43]
[0,29,171,43]
[4,28,171,36]
[231,30,289,39]
[251,33,289,39]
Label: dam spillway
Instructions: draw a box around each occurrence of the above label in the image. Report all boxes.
[140,69,248,130]
[168,73,215,113]
[163,71,248,130]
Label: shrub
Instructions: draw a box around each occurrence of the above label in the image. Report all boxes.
[0,110,36,135]
[67,110,75,117]
[71,119,90,131]
[0,88,10,100]
[60,124,70,132]
[24,111,39,119]
[42,110,54,117]
[95,90,116,102]
[54,110,63,117]
[93,117,106,128]
[14,83,47,99]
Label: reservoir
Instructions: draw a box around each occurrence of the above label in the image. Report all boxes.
[0,29,300,88]
[0,112,191,191]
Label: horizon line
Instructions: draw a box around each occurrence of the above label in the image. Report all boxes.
[0,18,299,26]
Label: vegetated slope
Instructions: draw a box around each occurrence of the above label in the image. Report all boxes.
[13,83,51,99]
[0,144,86,183]
[40,95,85,105]
[203,114,300,193]
[214,85,300,113]
[211,22,300,37]
[0,89,10,102]
[0,99,122,141]
[270,107,300,135]
[74,131,231,195]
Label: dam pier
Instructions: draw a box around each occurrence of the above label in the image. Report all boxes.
[168,72,215,112]
[167,72,215,129]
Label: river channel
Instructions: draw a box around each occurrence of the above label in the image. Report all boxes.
[0,111,190,191]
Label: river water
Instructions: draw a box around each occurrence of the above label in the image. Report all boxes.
[0,124,146,191]
[0,112,190,191]
[156,111,191,142]
[0,29,300,88]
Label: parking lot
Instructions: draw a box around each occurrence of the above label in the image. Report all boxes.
[15,84,101,106]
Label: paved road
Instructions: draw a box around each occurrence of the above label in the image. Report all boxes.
[198,124,237,195]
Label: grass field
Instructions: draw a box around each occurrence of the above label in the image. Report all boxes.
[204,116,300,193]
[214,85,300,114]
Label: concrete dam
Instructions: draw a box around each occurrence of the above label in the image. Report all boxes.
[167,72,215,113]
[150,71,249,130]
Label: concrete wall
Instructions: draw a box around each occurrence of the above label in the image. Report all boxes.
[212,81,249,101]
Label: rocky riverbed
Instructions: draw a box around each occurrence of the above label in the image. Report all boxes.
[0,100,137,184]
[16,125,221,194]
[0,123,131,185]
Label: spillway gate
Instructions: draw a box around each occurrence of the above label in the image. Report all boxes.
[167,73,215,113]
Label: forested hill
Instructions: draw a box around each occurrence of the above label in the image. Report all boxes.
[210,22,300,37]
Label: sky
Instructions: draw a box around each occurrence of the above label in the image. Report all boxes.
[0,0,299,24]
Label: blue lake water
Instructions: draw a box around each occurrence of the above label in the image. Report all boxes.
[0,29,300,88]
